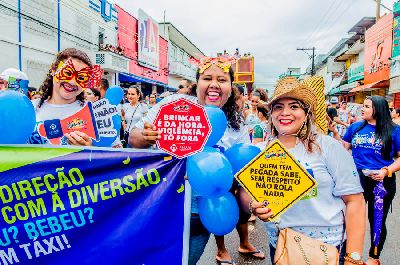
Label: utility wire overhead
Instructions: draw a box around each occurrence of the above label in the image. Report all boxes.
[300,0,340,47]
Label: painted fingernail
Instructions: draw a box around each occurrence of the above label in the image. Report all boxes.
[263,201,269,207]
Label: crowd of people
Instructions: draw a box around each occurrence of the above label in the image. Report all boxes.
[1,47,398,265]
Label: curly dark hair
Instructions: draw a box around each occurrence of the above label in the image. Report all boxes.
[196,67,242,130]
[252,87,268,102]
[37,48,93,108]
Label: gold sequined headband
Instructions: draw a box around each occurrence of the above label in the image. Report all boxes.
[190,56,237,74]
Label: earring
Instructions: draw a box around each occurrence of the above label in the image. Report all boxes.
[271,124,277,137]
[299,123,308,138]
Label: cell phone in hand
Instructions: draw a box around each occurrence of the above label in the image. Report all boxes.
[362,169,380,176]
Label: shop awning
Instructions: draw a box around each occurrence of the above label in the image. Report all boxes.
[119,72,169,88]
[329,87,341,95]
[329,82,359,95]
[326,73,345,95]
[339,82,359,93]
[350,79,389,93]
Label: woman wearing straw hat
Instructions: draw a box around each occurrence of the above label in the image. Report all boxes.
[239,77,366,265]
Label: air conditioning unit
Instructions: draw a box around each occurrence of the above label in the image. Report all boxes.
[94,51,129,73]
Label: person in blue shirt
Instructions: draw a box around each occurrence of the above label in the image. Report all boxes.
[340,96,400,265]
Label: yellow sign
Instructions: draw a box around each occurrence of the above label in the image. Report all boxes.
[235,140,317,220]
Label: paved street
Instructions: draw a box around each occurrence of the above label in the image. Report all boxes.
[199,186,399,265]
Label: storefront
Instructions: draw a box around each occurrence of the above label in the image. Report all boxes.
[350,13,393,103]
[115,6,169,96]
[390,1,400,107]
[0,0,120,88]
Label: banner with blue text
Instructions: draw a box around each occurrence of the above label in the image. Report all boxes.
[0,146,187,265]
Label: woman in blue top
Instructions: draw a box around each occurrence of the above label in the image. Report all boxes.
[341,96,400,265]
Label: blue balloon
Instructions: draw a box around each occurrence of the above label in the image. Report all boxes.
[224,143,261,174]
[93,114,121,147]
[204,105,227,146]
[187,149,233,197]
[105,85,124,105]
[0,90,36,143]
[199,192,239,236]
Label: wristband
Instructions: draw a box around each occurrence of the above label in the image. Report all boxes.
[248,200,254,215]
[382,166,392,177]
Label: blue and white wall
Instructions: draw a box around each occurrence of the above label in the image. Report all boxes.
[0,0,118,88]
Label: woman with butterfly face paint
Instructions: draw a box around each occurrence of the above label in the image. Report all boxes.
[28,48,101,146]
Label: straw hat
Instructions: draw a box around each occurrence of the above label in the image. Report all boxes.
[268,76,317,112]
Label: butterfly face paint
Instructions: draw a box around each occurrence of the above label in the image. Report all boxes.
[54,58,103,90]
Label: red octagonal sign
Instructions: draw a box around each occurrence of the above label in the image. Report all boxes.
[154,98,212,159]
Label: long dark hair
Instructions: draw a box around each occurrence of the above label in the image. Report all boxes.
[196,67,241,130]
[38,48,92,108]
[354,96,394,160]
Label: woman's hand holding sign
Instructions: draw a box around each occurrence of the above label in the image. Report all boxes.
[250,201,274,222]
[65,131,93,146]
[142,122,161,145]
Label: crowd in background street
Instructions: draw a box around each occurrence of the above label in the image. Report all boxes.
[1,47,399,265]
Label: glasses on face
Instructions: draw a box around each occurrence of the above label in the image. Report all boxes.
[390,108,394,112]
[54,58,102,89]
[251,100,258,103]
[150,96,156,99]
[178,85,185,89]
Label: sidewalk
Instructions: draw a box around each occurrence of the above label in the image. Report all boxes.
[198,187,399,265]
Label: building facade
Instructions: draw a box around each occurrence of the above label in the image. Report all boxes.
[159,22,204,88]
[0,0,122,88]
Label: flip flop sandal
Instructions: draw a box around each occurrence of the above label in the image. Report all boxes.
[215,258,236,265]
[238,248,266,260]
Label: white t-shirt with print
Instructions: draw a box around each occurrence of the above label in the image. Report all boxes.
[122,103,148,133]
[28,99,84,144]
[257,135,363,247]
[32,99,84,122]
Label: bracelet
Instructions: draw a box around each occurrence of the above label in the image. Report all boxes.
[344,256,363,265]
[382,166,393,177]
[248,200,254,215]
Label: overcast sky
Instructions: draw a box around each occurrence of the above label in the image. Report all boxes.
[114,0,396,89]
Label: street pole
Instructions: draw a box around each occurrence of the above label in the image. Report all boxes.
[163,10,166,36]
[376,0,381,20]
[311,47,315,76]
[297,47,316,76]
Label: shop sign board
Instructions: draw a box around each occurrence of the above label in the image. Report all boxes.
[364,13,393,84]
[138,9,160,71]
[348,63,365,83]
